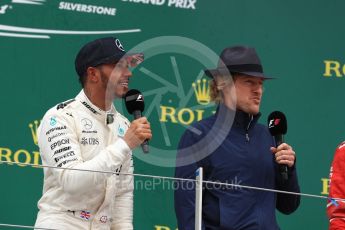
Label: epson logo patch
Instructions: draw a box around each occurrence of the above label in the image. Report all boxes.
[50,138,70,150]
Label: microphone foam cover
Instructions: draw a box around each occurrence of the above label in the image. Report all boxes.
[124,89,144,114]
[267,111,287,135]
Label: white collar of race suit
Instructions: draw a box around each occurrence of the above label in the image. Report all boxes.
[76,90,117,124]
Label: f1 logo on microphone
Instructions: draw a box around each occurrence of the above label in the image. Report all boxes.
[136,94,143,101]
[268,118,281,128]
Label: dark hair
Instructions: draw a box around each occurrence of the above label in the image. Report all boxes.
[79,71,87,87]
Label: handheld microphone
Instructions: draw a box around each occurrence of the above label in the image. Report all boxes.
[124,89,149,153]
[267,111,288,180]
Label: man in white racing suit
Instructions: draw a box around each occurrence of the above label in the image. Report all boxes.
[34,37,152,230]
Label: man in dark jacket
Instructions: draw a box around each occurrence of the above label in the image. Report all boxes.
[174,46,300,230]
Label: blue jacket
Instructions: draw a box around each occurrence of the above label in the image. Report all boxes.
[174,105,300,230]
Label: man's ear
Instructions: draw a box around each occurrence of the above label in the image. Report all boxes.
[86,67,100,83]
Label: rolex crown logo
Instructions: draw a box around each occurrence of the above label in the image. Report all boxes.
[192,78,210,105]
[29,120,40,146]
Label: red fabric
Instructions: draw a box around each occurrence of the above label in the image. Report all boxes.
[328,142,345,230]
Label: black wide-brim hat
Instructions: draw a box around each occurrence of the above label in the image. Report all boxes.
[75,37,144,77]
[204,46,273,79]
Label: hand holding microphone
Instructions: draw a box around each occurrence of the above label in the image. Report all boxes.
[267,111,296,180]
[123,89,152,153]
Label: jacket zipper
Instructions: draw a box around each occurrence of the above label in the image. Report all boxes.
[245,115,253,142]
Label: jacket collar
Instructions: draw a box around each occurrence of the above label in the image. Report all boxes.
[76,90,117,124]
[216,103,261,131]
[233,110,261,130]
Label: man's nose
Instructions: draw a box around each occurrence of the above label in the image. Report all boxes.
[124,68,133,78]
[253,84,263,94]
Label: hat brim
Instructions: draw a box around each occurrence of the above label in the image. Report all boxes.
[94,52,144,67]
[205,67,273,80]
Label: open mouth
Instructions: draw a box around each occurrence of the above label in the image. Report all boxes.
[118,81,129,87]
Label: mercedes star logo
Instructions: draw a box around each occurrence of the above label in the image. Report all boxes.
[81,118,93,130]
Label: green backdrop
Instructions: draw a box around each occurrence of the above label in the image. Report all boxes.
[0,0,343,229]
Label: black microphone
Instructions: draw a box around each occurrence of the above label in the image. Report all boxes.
[267,111,288,180]
[124,89,149,153]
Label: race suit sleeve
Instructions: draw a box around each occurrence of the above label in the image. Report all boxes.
[38,109,131,194]
[327,142,345,229]
[174,129,203,230]
[275,160,301,214]
[111,156,134,230]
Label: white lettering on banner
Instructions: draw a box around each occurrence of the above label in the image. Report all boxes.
[168,0,196,9]
[0,5,10,14]
[121,0,197,10]
[59,2,116,16]
[122,0,165,5]
[0,1,44,15]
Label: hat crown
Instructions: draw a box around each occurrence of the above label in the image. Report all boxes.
[218,46,262,67]
[204,45,272,79]
[75,37,126,77]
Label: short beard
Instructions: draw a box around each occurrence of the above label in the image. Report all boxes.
[100,70,108,88]
[99,69,117,102]
[99,68,125,100]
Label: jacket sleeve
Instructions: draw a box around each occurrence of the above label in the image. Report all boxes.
[327,142,345,229]
[174,129,202,230]
[275,160,301,214]
[111,156,134,230]
[38,109,131,194]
